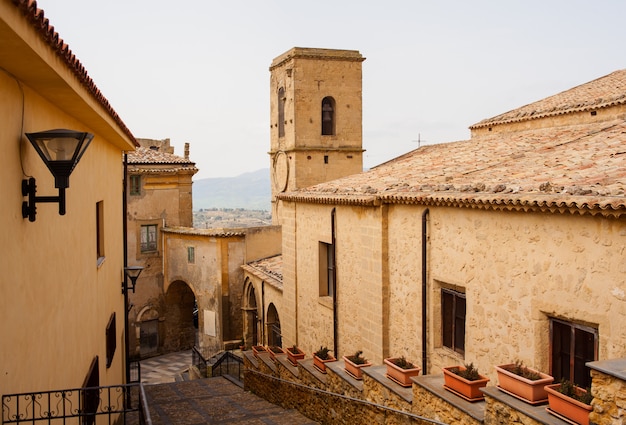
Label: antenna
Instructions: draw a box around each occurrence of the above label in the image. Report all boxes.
[411,133,428,148]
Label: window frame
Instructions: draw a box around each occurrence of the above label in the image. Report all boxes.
[319,241,335,298]
[549,317,598,388]
[129,175,141,196]
[187,246,195,264]
[140,224,158,253]
[441,288,466,355]
[96,201,105,264]
[105,313,116,368]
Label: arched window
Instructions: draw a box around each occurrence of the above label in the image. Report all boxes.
[278,87,285,138]
[321,96,335,135]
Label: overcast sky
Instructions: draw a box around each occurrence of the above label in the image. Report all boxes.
[39,0,626,180]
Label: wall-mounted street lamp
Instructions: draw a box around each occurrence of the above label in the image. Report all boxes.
[122,266,143,294]
[22,129,94,222]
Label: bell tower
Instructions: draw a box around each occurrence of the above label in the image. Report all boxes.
[269,47,365,223]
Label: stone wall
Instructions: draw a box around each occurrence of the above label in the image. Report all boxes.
[588,360,626,425]
[279,197,626,381]
[243,353,440,425]
[243,352,626,424]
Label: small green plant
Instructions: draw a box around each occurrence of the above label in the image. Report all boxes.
[315,346,332,360]
[452,362,481,381]
[346,350,368,365]
[506,360,542,380]
[269,346,283,353]
[390,356,416,370]
[556,379,593,405]
[289,345,301,354]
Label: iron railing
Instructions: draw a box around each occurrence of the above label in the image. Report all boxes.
[2,383,152,425]
[191,346,210,378]
[211,351,243,383]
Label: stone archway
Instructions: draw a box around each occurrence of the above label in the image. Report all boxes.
[136,305,160,358]
[163,280,196,353]
[267,303,281,347]
[242,279,259,348]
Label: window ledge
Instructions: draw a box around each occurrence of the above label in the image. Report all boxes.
[318,296,333,310]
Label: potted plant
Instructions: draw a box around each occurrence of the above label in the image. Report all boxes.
[267,345,284,360]
[313,346,336,373]
[384,356,421,387]
[343,350,372,380]
[285,345,305,366]
[545,380,593,425]
[442,363,490,401]
[495,360,553,404]
[252,345,267,357]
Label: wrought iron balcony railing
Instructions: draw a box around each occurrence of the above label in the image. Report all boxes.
[2,383,152,425]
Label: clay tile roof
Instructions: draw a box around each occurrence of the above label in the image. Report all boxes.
[471,69,626,129]
[280,120,626,217]
[242,255,283,288]
[127,147,195,165]
[161,227,246,237]
[12,0,136,145]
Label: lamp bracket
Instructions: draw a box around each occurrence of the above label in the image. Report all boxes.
[22,177,66,222]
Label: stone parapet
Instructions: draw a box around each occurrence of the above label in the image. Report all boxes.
[481,387,563,425]
[588,358,626,425]
[244,350,626,424]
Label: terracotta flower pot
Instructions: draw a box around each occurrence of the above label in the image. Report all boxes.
[442,366,490,401]
[384,357,421,387]
[252,345,267,357]
[545,383,592,425]
[285,347,305,366]
[343,355,372,380]
[495,364,553,404]
[313,354,336,373]
[267,346,284,360]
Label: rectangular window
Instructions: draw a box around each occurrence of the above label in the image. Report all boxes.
[105,313,116,368]
[130,175,141,195]
[442,288,466,354]
[96,201,105,262]
[140,224,158,252]
[550,318,598,388]
[319,242,335,297]
[187,246,195,263]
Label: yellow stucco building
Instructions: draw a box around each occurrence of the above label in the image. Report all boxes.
[0,0,136,414]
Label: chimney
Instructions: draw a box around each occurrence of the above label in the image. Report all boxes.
[184,142,190,160]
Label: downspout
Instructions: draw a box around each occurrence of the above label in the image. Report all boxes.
[294,202,298,345]
[122,153,130,385]
[331,209,338,358]
[262,281,265,345]
[421,208,429,375]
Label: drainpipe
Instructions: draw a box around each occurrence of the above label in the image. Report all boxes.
[331,209,338,358]
[421,208,429,375]
[261,281,265,345]
[122,153,130,386]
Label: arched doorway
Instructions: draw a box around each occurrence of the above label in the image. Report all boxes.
[243,280,259,348]
[267,303,281,347]
[163,280,196,352]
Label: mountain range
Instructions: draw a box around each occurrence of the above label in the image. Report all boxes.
[193,168,271,211]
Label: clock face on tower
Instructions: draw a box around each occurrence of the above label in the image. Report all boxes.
[273,151,289,192]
